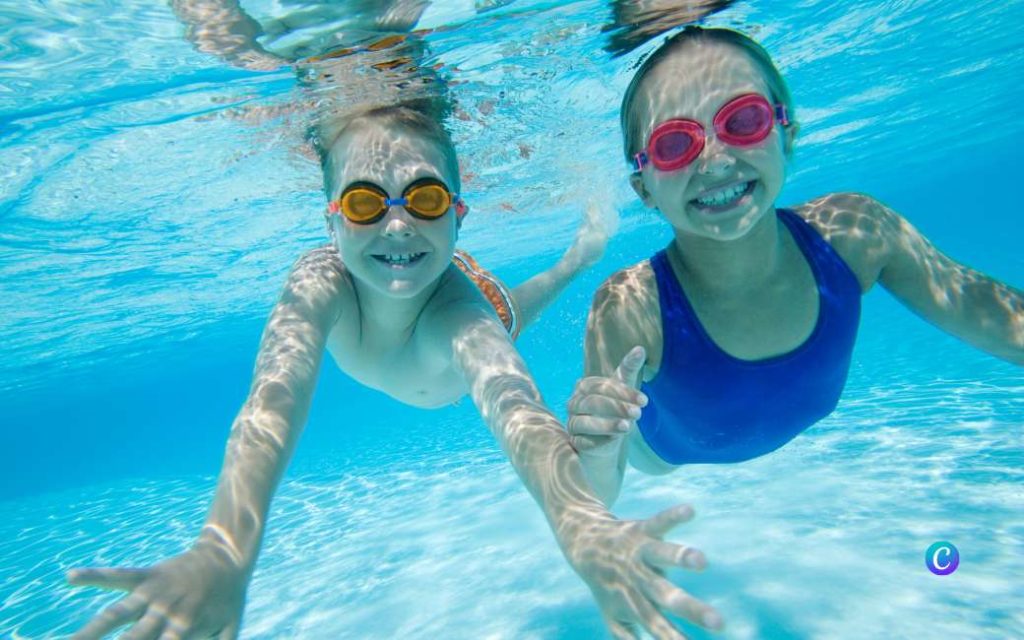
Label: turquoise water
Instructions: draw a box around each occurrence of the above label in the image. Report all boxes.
[2,0,1022,637]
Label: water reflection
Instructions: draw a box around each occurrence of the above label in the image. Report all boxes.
[603,0,738,56]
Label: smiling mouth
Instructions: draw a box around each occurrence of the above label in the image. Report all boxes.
[691,180,755,212]
[371,252,428,267]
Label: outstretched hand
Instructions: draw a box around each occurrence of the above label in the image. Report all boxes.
[562,503,722,639]
[564,197,611,271]
[66,540,248,639]
[569,346,648,457]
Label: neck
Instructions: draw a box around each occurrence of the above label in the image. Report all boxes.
[669,208,784,294]
[351,271,447,337]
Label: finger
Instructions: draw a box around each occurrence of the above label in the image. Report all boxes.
[642,540,707,571]
[568,415,632,437]
[603,615,641,640]
[569,433,617,453]
[67,567,148,592]
[639,570,723,632]
[627,589,687,640]
[157,618,186,640]
[120,611,166,640]
[71,595,146,640]
[573,376,648,406]
[570,394,643,422]
[615,346,647,388]
[641,504,695,538]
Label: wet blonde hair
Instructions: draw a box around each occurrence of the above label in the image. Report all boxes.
[620,26,796,164]
[310,101,461,198]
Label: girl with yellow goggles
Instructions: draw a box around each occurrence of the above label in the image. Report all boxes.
[327,177,464,224]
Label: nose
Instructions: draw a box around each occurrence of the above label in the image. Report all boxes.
[696,138,736,176]
[381,207,416,238]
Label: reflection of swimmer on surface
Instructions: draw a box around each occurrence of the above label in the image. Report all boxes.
[63,4,725,640]
[168,0,428,69]
[569,25,1023,504]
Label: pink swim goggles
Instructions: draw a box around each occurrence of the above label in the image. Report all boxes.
[633,93,790,172]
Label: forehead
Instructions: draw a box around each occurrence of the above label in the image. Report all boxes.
[633,39,771,125]
[330,121,454,193]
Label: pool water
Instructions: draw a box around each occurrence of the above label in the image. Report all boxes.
[1,0,1022,638]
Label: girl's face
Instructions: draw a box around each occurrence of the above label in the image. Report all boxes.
[327,122,459,299]
[629,39,793,241]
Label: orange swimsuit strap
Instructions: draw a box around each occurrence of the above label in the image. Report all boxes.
[452,250,521,339]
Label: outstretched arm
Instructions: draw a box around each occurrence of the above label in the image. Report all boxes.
[442,305,720,638]
[511,199,609,329]
[170,0,286,70]
[199,247,344,570]
[847,196,1024,364]
[67,247,346,639]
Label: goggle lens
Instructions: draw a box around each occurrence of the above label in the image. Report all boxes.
[341,188,387,222]
[648,120,704,171]
[406,183,451,218]
[716,96,773,145]
[653,131,695,164]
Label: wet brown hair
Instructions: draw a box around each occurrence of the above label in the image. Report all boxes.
[620,26,796,164]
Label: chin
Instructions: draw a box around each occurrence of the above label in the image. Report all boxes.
[374,259,449,298]
[689,197,772,241]
[382,277,431,298]
[718,210,764,240]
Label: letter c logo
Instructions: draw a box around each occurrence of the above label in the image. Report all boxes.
[925,541,959,575]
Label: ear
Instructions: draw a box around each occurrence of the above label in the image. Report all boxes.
[455,200,468,232]
[783,122,799,156]
[629,172,656,208]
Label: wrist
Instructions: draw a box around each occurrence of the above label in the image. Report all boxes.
[195,525,258,574]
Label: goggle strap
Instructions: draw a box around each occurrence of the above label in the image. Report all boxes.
[327,200,340,214]
[633,151,648,171]
[776,103,790,127]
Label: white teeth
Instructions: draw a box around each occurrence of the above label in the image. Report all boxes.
[377,252,425,265]
[696,181,751,207]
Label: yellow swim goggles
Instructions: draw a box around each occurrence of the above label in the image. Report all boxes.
[328,178,463,225]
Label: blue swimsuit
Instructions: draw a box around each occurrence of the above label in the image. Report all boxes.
[637,209,862,465]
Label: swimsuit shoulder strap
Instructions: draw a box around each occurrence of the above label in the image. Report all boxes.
[647,249,710,365]
[776,208,860,288]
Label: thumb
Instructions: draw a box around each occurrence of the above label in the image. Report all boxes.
[614,346,646,387]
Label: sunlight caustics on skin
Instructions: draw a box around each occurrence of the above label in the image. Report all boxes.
[802,193,1024,363]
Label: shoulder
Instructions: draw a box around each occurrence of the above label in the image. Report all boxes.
[286,245,350,295]
[591,261,658,321]
[280,245,351,325]
[791,192,899,292]
[585,261,661,375]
